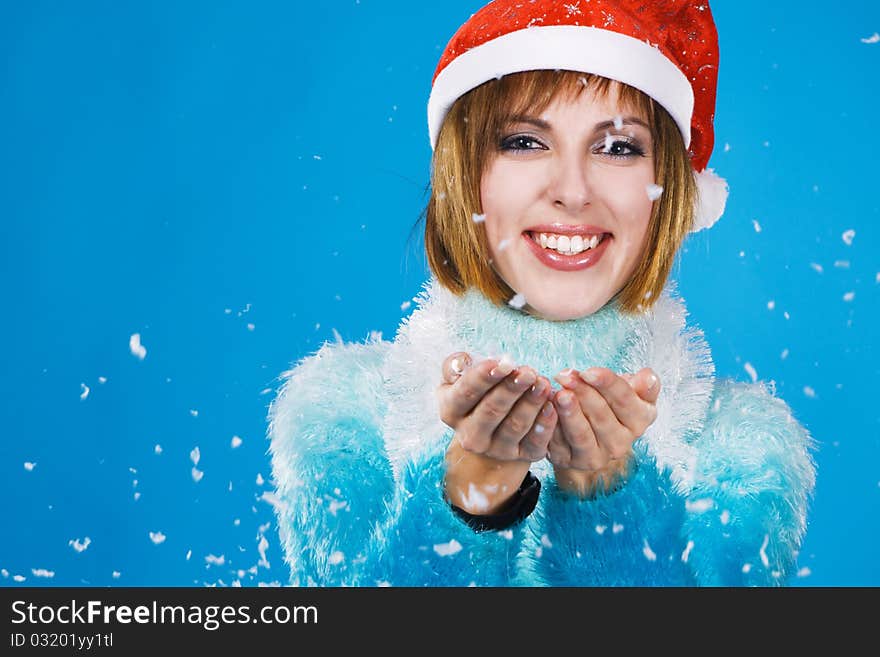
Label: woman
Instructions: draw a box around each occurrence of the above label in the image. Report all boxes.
[267,0,816,586]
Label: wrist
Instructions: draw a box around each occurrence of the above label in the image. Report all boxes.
[553,453,635,499]
[444,441,531,515]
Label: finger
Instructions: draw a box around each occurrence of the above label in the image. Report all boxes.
[552,387,605,470]
[474,367,540,459]
[438,357,514,425]
[577,367,657,438]
[546,423,571,468]
[441,352,472,384]
[491,370,549,445]
[516,393,557,462]
[632,367,661,404]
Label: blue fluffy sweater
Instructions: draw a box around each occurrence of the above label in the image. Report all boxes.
[267,279,816,586]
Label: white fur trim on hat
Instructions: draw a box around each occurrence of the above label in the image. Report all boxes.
[428,25,694,151]
[692,168,728,232]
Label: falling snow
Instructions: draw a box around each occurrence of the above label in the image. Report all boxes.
[433,539,463,557]
[191,467,204,482]
[767,300,775,310]
[69,537,91,553]
[681,540,694,563]
[809,262,823,274]
[129,333,146,360]
[460,483,491,512]
[642,540,657,561]
[796,567,812,578]
[744,362,757,383]
[861,32,880,43]
[803,386,816,398]
[257,534,270,569]
[80,383,90,400]
[231,435,242,448]
[190,447,200,465]
[149,531,166,545]
[154,444,162,455]
[508,293,527,310]
[645,184,663,201]
[328,551,344,565]
[24,462,36,471]
[759,535,770,568]
[685,498,715,513]
[497,238,512,252]
[472,213,486,223]
[32,569,54,578]
[205,554,225,566]
[843,291,855,302]
[842,229,855,245]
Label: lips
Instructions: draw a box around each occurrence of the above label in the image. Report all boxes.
[525,223,611,237]
[522,230,612,271]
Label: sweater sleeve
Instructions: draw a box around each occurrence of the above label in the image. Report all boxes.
[358,435,531,587]
[267,339,394,586]
[525,445,696,586]
[681,379,817,586]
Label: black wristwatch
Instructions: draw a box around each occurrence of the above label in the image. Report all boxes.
[448,471,541,532]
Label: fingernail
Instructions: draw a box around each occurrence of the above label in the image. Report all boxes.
[647,373,658,389]
[580,368,600,385]
[558,392,574,408]
[530,379,547,399]
[541,401,554,417]
[489,357,515,379]
[555,369,576,386]
[450,358,463,375]
[514,370,535,387]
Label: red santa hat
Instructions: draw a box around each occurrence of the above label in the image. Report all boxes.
[427,0,728,232]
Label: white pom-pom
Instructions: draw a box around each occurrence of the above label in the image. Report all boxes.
[692,168,729,232]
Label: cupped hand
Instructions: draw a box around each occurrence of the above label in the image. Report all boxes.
[437,352,558,514]
[548,367,661,497]
[438,352,559,462]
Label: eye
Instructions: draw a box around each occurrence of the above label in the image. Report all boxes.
[499,134,546,152]
[595,136,646,159]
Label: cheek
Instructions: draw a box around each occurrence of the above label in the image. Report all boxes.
[603,171,655,227]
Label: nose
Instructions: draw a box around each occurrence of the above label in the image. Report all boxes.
[548,152,591,212]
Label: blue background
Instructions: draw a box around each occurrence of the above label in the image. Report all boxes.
[2,0,877,587]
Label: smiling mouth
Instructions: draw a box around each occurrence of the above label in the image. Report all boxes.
[525,230,611,256]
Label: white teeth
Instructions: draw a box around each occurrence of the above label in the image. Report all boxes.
[534,232,605,255]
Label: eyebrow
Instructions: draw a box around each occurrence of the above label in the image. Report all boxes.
[508,114,650,131]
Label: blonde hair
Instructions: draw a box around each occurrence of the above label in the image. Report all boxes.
[424,70,697,315]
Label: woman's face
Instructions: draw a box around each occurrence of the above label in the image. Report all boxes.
[480,86,656,321]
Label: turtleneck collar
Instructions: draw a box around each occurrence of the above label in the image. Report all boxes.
[429,280,645,379]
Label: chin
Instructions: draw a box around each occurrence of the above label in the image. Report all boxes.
[525,298,606,322]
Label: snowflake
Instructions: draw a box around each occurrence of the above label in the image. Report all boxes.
[563,2,582,17]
